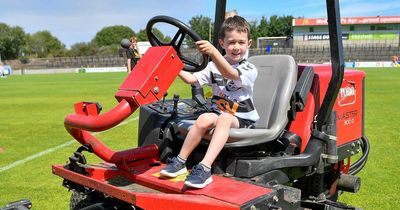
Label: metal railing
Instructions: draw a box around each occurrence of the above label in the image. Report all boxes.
[5,44,400,70]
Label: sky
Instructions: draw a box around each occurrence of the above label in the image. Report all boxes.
[1,0,399,48]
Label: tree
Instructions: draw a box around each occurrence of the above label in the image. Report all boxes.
[188,15,213,42]
[257,16,269,37]
[0,23,26,60]
[136,29,148,41]
[152,28,171,43]
[68,42,96,56]
[281,15,294,37]
[92,25,134,47]
[248,20,260,48]
[137,28,171,43]
[25,31,65,58]
[268,15,293,37]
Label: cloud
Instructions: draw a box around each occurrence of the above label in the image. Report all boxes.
[1,0,212,47]
[340,1,400,16]
[1,0,398,48]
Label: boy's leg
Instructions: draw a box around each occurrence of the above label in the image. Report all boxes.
[200,113,239,167]
[159,113,218,178]
[159,156,187,177]
[178,113,218,159]
[184,113,239,188]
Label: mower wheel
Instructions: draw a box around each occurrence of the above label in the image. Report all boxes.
[158,139,174,163]
[70,190,98,210]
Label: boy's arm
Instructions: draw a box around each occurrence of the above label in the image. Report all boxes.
[127,59,131,73]
[178,71,198,84]
[196,40,240,81]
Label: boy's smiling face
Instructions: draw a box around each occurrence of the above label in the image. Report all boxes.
[219,30,252,64]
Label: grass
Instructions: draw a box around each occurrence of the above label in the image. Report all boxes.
[339,67,400,209]
[0,68,399,209]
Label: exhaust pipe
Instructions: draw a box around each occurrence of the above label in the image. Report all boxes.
[337,173,361,193]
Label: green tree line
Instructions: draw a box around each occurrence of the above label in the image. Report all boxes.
[0,14,292,61]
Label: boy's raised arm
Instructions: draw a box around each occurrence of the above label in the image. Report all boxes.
[196,40,240,81]
[178,71,198,84]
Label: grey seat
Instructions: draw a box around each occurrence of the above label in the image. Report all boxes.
[176,55,297,147]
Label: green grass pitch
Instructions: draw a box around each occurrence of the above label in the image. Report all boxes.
[0,68,399,209]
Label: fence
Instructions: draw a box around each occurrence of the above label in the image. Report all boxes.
[6,55,126,70]
[251,44,400,63]
[5,45,400,70]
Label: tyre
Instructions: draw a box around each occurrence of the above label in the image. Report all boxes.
[69,190,97,210]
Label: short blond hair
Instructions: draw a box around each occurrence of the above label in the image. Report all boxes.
[130,36,137,43]
[219,15,251,40]
[225,10,238,19]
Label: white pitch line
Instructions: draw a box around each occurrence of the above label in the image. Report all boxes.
[0,116,138,173]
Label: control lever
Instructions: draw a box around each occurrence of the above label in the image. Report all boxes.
[191,85,209,111]
[172,94,179,117]
[161,92,168,111]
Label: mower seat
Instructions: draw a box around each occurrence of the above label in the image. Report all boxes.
[176,55,297,147]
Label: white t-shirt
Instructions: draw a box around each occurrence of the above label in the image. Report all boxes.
[193,59,259,122]
[0,65,4,76]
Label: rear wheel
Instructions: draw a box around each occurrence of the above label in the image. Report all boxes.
[70,189,141,210]
[70,190,97,210]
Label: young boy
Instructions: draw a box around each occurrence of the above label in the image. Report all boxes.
[160,16,259,188]
[126,36,141,73]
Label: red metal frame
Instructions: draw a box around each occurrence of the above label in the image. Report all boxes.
[289,64,365,152]
[64,46,183,166]
[53,158,273,210]
[57,46,365,209]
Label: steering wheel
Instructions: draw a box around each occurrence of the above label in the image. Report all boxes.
[146,15,209,72]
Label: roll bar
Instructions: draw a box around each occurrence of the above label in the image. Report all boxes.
[315,0,345,131]
[212,0,345,130]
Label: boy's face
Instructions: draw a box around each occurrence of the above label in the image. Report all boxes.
[131,40,137,48]
[219,30,252,64]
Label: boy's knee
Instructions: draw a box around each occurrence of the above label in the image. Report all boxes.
[195,113,216,129]
[218,112,233,121]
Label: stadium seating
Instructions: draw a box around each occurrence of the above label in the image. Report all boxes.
[3,44,400,70]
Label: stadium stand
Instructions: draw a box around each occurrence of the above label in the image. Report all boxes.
[3,44,399,71]
[5,55,127,70]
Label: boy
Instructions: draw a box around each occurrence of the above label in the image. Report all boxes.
[160,16,259,188]
[126,36,141,73]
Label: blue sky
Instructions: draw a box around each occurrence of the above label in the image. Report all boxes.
[1,0,399,48]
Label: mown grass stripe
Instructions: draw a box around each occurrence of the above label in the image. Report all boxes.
[0,116,138,173]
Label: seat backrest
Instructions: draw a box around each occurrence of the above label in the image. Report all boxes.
[248,55,297,129]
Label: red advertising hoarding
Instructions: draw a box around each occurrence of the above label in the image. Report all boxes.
[293,16,400,26]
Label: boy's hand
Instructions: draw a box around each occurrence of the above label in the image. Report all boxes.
[196,40,217,57]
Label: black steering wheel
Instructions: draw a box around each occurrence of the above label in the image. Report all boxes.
[146,15,208,72]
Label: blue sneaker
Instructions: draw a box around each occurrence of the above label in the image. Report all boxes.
[160,157,187,178]
[184,164,213,188]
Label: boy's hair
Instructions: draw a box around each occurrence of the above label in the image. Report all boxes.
[219,15,251,40]
[130,36,137,43]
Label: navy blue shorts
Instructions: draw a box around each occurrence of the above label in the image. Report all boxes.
[211,111,255,128]
[236,116,256,129]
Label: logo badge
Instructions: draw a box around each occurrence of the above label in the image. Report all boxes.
[338,80,356,106]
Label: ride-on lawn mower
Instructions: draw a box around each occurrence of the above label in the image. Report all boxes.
[52,0,369,209]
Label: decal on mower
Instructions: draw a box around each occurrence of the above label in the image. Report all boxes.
[338,80,356,106]
[151,172,189,182]
[337,110,358,126]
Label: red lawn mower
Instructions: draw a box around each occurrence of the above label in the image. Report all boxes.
[52,0,369,209]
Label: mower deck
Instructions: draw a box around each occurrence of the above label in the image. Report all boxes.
[52,158,274,210]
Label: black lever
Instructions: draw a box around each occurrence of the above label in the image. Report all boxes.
[191,85,209,111]
[161,92,168,111]
[172,94,179,117]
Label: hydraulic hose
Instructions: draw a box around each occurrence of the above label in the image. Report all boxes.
[349,136,370,175]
